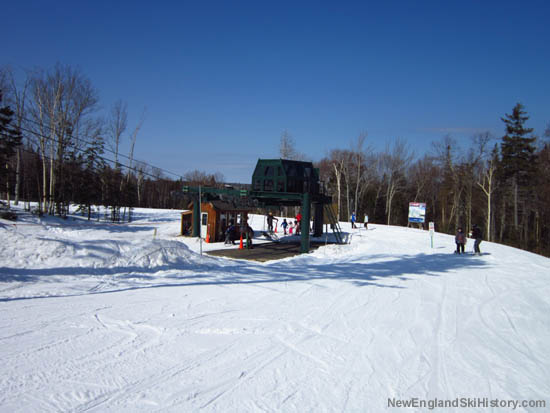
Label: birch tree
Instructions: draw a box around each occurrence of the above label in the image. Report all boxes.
[463,132,491,232]
[329,149,350,221]
[477,145,499,241]
[29,64,99,214]
[380,139,413,225]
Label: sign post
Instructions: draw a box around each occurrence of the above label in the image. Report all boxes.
[429,221,435,248]
[199,185,202,256]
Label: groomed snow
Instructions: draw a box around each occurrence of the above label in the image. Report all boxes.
[1,206,549,412]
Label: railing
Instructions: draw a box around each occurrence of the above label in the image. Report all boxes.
[324,204,345,244]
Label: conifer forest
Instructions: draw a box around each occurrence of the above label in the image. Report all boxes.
[2,64,549,257]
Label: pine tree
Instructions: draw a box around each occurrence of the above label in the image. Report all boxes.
[77,135,105,220]
[499,103,537,239]
[501,103,537,182]
[0,90,23,204]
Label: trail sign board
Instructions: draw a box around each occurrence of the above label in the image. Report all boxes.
[408,202,426,223]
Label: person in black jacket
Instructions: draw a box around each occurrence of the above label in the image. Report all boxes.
[472,224,483,255]
[267,212,278,233]
[225,222,235,245]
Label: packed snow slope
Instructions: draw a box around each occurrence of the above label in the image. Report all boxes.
[1,207,549,412]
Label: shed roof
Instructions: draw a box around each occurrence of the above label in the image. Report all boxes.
[209,200,252,211]
[186,200,252,212]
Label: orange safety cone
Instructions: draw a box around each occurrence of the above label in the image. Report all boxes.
[239,234,244,249]
[205,233,210,243]
[274,223,278,233]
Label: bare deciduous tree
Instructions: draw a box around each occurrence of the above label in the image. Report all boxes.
[380,139,413,225]
[184,170,224,186]
[464,132,491,232]
[279,129,305,161]
[352,131,367,215]
[126,107,146,180]
[107,100,127,170]
[477,145,499,242]
[29,64,99,214]
[543,122,550,144]
[328,149,350,221]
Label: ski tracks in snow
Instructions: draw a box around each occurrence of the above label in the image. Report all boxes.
[3,210,550,411]
[425,274,453,399]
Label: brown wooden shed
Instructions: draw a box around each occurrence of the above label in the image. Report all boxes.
[181,201,252,243]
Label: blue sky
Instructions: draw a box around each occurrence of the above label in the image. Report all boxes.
[3,0,549,182]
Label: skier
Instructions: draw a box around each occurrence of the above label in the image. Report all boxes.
[267,212,278,233]
[246,223,254,249]
[281,218,288,235]
[224,222,235,245]
[294,219,300,235]
[351,212,357,229]
[455,227,466,254]
[295,212,302,235]
[472,224,483,255]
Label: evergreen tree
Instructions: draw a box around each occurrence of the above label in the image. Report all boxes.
[534,143,550,255]
[499,103,537,239]
[500,103,537,183]
[76,135,105,219]
[0,91,23,199]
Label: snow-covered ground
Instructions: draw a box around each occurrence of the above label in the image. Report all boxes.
[1,206,549,412]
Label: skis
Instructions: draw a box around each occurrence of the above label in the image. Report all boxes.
[452,250,490,256]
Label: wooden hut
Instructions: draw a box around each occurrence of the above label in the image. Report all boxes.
[182,201,252,242]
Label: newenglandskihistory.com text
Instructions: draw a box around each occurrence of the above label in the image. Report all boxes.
[388,397,546,410]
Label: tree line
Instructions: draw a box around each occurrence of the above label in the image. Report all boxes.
[2,64,549,256]
[311,105,549,257]
[0,64,225,221]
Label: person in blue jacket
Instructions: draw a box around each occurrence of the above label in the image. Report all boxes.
[351,212,357,229]
[281,218,288,235]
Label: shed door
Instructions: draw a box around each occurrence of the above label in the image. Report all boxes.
[201,212,208,239]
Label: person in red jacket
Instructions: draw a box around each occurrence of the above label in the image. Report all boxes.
[295,213,302,235]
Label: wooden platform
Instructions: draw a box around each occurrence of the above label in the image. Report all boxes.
[206,241,325,262]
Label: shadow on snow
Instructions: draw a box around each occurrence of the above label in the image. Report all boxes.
[0,252,488,302]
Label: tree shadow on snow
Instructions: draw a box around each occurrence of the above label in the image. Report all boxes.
[176,252,487,290]
[0,252,488,302]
